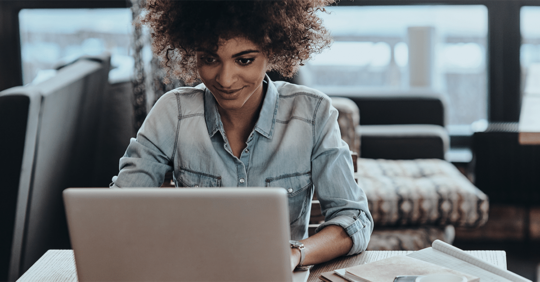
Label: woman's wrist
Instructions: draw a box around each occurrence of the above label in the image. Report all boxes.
[290,247,302,270]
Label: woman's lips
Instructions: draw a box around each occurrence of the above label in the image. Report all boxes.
[215,86,244,95]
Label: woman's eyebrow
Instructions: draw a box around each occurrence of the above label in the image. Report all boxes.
[196,48,215,55]
[232,50,260,57]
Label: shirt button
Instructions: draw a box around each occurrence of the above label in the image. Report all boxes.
[239,178,245,184]
[287,188,293,193]
[244,148,249,153]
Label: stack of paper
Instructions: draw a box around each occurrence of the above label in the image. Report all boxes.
[333,255,477,282]
[320,240,532,282]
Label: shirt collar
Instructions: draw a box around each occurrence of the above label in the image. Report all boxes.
[254,75,278,139]
[204,85,221,138]
[204,74,278,139]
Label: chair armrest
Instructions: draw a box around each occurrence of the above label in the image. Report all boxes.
[331,97,360,152]
[359,124,449,160]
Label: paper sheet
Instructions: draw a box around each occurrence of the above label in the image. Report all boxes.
[408,240,531,282]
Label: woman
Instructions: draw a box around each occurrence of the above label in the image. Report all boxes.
[111,0,373,271]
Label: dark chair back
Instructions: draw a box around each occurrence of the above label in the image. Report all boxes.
[0,54,110,281]
[0,90,41,282]
[322,88,447,127]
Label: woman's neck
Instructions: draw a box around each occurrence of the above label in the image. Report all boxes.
[218,82,267,133]
[217,82,267,158]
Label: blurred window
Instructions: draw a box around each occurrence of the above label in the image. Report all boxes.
[521,7,540,96]
[19,9,142,85]
[300,5,488,126]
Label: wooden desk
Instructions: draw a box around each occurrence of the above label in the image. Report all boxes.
[17,250,506,282]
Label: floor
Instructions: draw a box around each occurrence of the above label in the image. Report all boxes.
[454,240,540,281]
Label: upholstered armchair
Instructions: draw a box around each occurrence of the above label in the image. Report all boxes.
[309,96,489,251]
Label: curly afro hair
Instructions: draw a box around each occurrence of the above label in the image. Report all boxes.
[141,0,336,84]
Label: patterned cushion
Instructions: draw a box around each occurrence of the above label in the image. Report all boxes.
[368,225,455,251]
[331,97,360,154]
[356,158,489,228]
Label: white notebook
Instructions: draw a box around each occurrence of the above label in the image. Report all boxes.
[407,240,531,282]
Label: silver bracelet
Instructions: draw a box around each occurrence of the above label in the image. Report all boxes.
[290,240,310,270]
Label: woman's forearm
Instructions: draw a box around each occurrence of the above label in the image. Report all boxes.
[291,225,353,268]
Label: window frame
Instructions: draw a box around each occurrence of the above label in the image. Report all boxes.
[0,0,129,91]
[333,0,535,123]
[2,0,540,122]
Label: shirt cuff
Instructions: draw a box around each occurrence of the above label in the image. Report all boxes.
[109,176,120,188]
[314,211,372,256]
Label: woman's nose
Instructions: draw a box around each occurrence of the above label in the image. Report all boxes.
[215,63,236,88]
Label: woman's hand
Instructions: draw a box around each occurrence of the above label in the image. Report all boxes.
[290,246,302,271]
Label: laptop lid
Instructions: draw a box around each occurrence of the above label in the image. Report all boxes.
[63,188,294,282]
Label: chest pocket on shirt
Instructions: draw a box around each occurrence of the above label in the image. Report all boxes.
[265,172,313,224]
[177,168,221,187]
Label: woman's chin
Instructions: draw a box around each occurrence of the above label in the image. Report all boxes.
[216,99,247,112]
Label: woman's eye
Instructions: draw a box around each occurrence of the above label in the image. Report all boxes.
[201,56,217,65]
[237,58,254,66]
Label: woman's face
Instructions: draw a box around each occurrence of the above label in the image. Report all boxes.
[196,37,269,112]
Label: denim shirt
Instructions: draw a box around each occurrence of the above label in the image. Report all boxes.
[111,76,373,255]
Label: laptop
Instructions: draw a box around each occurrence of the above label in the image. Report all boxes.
[63,188,310,282]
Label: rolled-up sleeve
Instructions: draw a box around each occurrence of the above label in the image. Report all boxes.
[110,92,178,188]
[311,96,374,255]
[316,211,372,255]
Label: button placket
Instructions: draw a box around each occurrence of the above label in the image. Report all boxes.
[238,143,250,184]
[237,162,247,187]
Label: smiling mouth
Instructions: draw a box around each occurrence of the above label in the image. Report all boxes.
[215,86,244,95]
